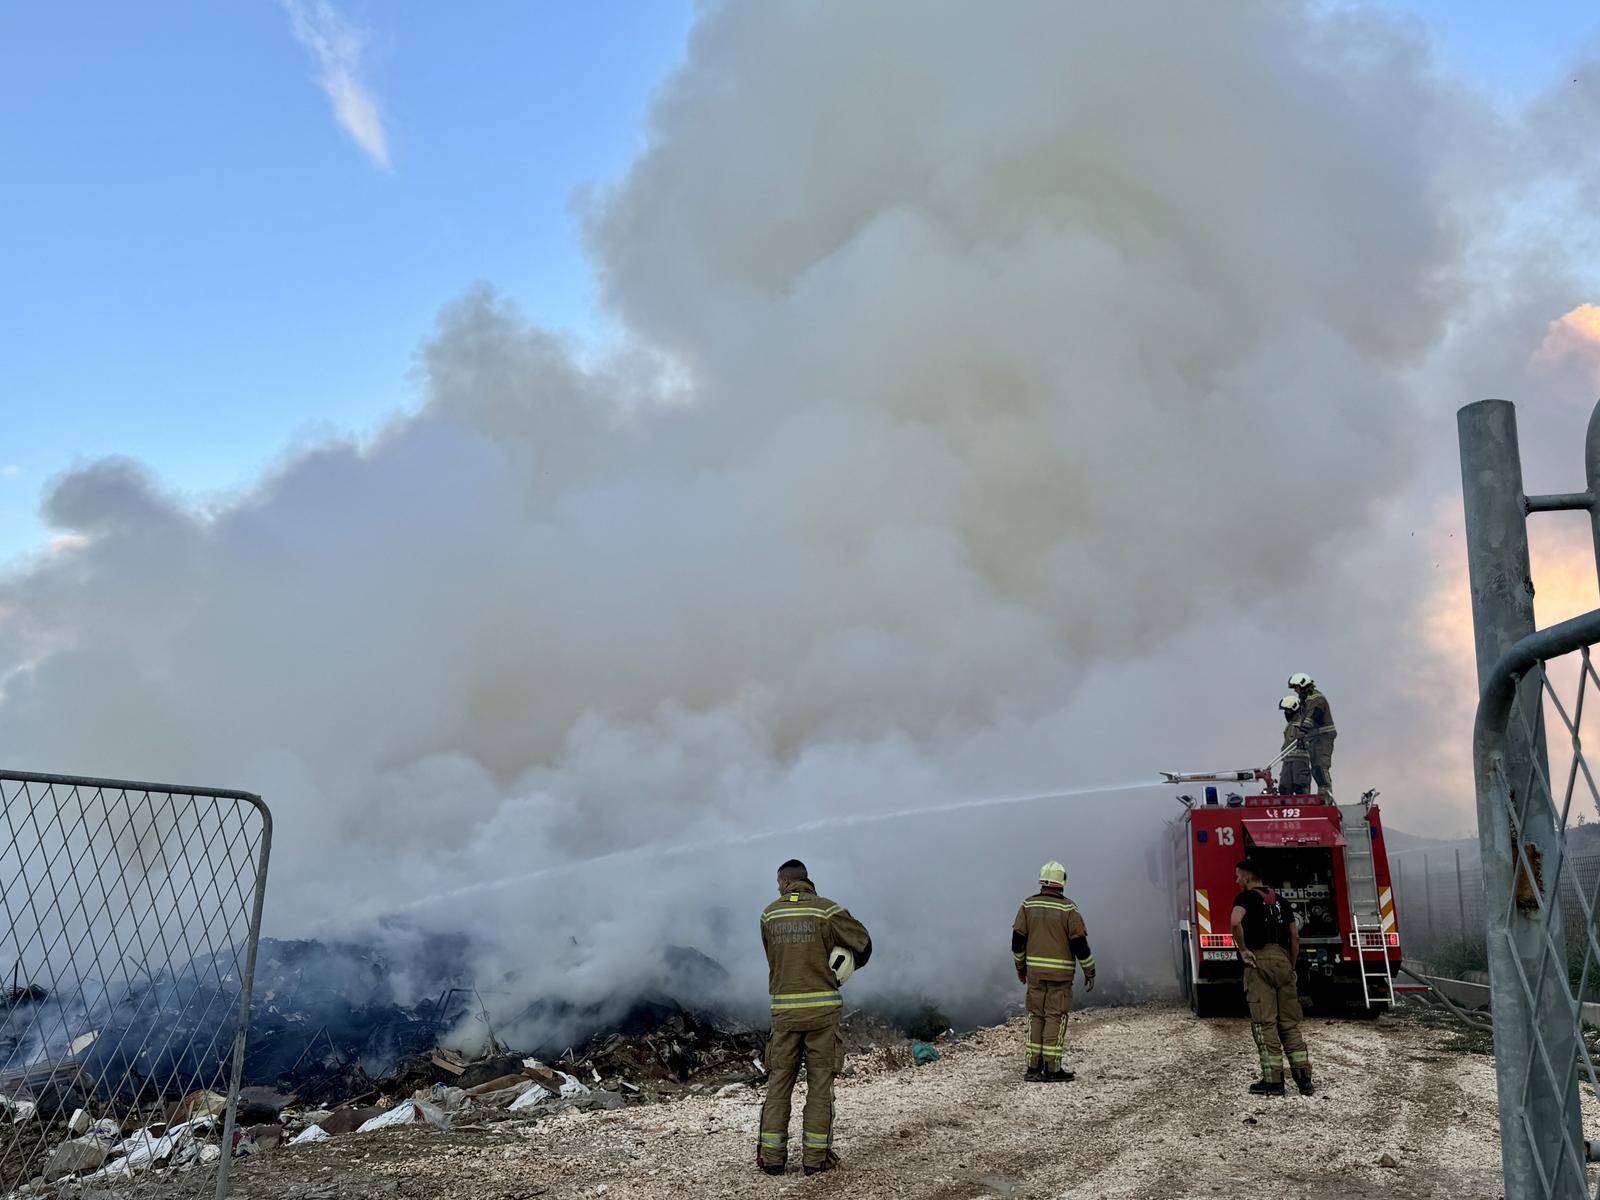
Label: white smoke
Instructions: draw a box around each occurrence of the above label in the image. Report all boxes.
[2,1,1595,1026]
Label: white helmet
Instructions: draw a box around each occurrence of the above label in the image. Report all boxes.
[1287,672,1313,690]
[1039,861,1067,886]
[1279,693,1302,715]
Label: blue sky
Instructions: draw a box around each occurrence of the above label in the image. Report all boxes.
[0,0,1593,565]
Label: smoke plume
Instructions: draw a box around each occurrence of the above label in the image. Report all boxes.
[2,1,1596,1027]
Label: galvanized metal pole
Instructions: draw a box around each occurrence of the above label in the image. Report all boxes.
[1459,398,1579,1198]
[1587,401,1600,591]
[1456,847,1467,937]
[1424,853,1434,946]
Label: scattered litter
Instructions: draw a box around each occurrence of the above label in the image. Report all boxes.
[290,1124,331,1145]
[43,1136,110,1181]
[911,1041,941,1065]
[356,1098,450,1134]
[509,1085,557,1111]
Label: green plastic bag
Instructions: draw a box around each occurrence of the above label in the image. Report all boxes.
[911,1041,941,1065]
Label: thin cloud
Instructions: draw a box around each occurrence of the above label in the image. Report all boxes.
[279,0,392,171]
[0,466,20,479]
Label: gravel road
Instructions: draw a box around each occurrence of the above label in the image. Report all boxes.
[86,1002,1509,1200]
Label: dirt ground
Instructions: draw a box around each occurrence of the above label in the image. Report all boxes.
[81,1002,1509,1200]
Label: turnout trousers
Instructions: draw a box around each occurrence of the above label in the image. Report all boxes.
[758,1019,842,1169]
[1025,977,1073,1070]
[1278,757,1312,796]
[1308,733,1335,798]
[1244,944,1310,1083]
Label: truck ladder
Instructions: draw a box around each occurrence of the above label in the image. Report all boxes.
[1338,803,1393,1007]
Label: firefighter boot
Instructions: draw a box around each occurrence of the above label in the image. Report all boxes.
[1292,1068,1315,1096]
[1024,1060,1044,1082]
[804,1152,841,1176]
[1248,1079,1286,1097]
[1043,1068,1076,1083]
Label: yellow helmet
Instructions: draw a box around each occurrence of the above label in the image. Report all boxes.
[1039,861,1067,886]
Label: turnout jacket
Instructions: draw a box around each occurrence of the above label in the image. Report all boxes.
[1011,889,1095,983]
[761,880,872,1031]
[1281,716,1310,762]
[1301,690,1336,740]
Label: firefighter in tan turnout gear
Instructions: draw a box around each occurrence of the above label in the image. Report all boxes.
[1277,694,1312,796]
[1230,858,1314,1096]
[757,859,872,1177]
[1288,672,1335,798]
[1011,861,1095,1082]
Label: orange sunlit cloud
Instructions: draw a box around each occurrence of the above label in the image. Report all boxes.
[1534,304,1600,381]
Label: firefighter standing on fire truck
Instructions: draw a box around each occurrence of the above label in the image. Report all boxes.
[1230,858,1314,1096]
[1289,673,1336,798]
[1011,861,1095,1082]
[757,859,872,1177]
[1277,694,1313,796]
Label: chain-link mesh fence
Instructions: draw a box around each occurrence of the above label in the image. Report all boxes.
[1474,616,1600,1198]
[1390,847,1600,964]
[0,772,270,1197]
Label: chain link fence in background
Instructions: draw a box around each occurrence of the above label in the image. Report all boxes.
[1391,845,1600,963]
[0,772,271,1198]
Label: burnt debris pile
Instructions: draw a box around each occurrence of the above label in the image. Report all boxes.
[3,935,794,1189]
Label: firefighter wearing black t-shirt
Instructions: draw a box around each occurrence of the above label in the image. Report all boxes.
[1229,858,1314,1096]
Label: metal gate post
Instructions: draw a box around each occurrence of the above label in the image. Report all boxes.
[1456,847,1467,937]
[215,799,273,1200]
[1424,853,1434,946]
[1459,398,1581,1197]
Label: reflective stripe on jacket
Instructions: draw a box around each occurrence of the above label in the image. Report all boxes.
[1302,690,1336,738]
[1011,890,1095,982]
[761,880,872,1031]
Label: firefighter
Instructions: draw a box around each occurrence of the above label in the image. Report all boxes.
[1288,672,1336,798]
[1229,858,1314,1096]
[757,859,872,1177]
[1277,694,1312,796]
[1011,861,1095,1083]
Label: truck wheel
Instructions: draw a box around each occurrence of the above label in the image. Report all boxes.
[1178,934,1194,1004]
[1192,982,1230,1018]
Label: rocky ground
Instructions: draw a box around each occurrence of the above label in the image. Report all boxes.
[65,1002,1512,1200]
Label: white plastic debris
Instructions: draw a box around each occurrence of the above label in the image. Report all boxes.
[522,1057,545,1071]
[508,1085,556,1111]
[9,1099,35,1124]
[120,1129,181,1169]
[290,1124,331,1145]
[356,1099,450,1134]
[199,1143,222,1164]
[87,1157,135,1180]
[67,1109,90,1136]
[88,1118,121,1144]
[556,1071,590,1099]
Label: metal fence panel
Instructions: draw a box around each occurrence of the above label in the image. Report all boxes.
[0,772,270,1197]
[1461,396,1600,1198]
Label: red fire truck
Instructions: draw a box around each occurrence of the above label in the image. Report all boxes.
[1160,768,1402,1016]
